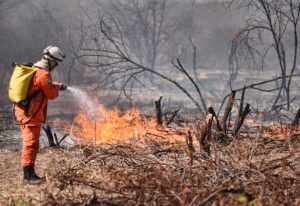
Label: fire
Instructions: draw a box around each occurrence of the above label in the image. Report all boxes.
[71,105,182,144]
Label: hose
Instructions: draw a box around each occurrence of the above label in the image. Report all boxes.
[12,93,45,125]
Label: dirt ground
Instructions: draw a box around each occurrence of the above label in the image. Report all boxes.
[0,129,85,205]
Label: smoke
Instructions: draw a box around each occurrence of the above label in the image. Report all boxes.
[0,0,246,111]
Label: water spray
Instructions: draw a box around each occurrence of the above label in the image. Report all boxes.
[66,86,104,121]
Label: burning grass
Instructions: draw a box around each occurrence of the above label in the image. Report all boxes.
[71,107,185,144]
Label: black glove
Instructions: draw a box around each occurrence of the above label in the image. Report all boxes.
[58,84,67,91]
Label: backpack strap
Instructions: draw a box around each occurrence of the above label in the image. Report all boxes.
[23,89,42,116]
[11,62,33,67]
[13,92,45,125]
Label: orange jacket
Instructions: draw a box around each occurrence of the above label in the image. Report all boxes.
[15,67,59,126]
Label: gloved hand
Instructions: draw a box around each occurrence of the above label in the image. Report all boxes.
[53,82,67,91]
[58,83,67,91]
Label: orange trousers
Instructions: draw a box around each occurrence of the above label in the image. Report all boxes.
[20,124,41,167]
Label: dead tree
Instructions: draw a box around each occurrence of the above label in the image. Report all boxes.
[227,0,300,110]
[218,74,300,116]
[103,0,171,72]
[71,13,206,114]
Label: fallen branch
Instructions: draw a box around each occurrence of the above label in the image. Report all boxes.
[166,108,180,126]
[57,134,69,146]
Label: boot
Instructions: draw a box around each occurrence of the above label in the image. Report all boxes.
[23,166,45,183]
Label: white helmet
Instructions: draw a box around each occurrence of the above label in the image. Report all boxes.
[43,46,65,62]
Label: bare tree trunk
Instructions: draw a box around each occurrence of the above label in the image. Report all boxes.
[292,109,300,128]
[208,106,223,139]
[186,130,194,165]
[232,86,251,137]
[155,96,163,127]
[233,103,251,137]
[42,124,55,147]
[199,119,211,155]
[233,86,245,132]
[221,90,236,133]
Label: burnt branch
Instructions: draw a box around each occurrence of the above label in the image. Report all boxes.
[185,130,195,165]
[208,106,223,139]
[42,124,55,147]
[233,86,246,133]
[233,103,251,137]
[221,90,236,133]
[155,96,163,127]
[291,109,300,129]
[172,59,207,114]
[166,108,180,126]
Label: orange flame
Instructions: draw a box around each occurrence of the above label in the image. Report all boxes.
[71,105,183,144]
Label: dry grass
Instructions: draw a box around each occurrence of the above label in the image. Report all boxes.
[0,125,299,206]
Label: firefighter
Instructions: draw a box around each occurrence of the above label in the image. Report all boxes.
[14,46,67,183]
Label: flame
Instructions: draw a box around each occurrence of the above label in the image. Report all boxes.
[67,100,300,144]
[71,105,184,144]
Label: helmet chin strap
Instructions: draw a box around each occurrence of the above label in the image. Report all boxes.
[47,58,57,72]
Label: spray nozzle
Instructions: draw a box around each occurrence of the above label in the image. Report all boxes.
[59,84,68,91]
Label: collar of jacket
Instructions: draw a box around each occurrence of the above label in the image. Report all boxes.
[34,59,49,71]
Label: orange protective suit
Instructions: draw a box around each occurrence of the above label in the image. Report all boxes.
[15,67,60,167]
